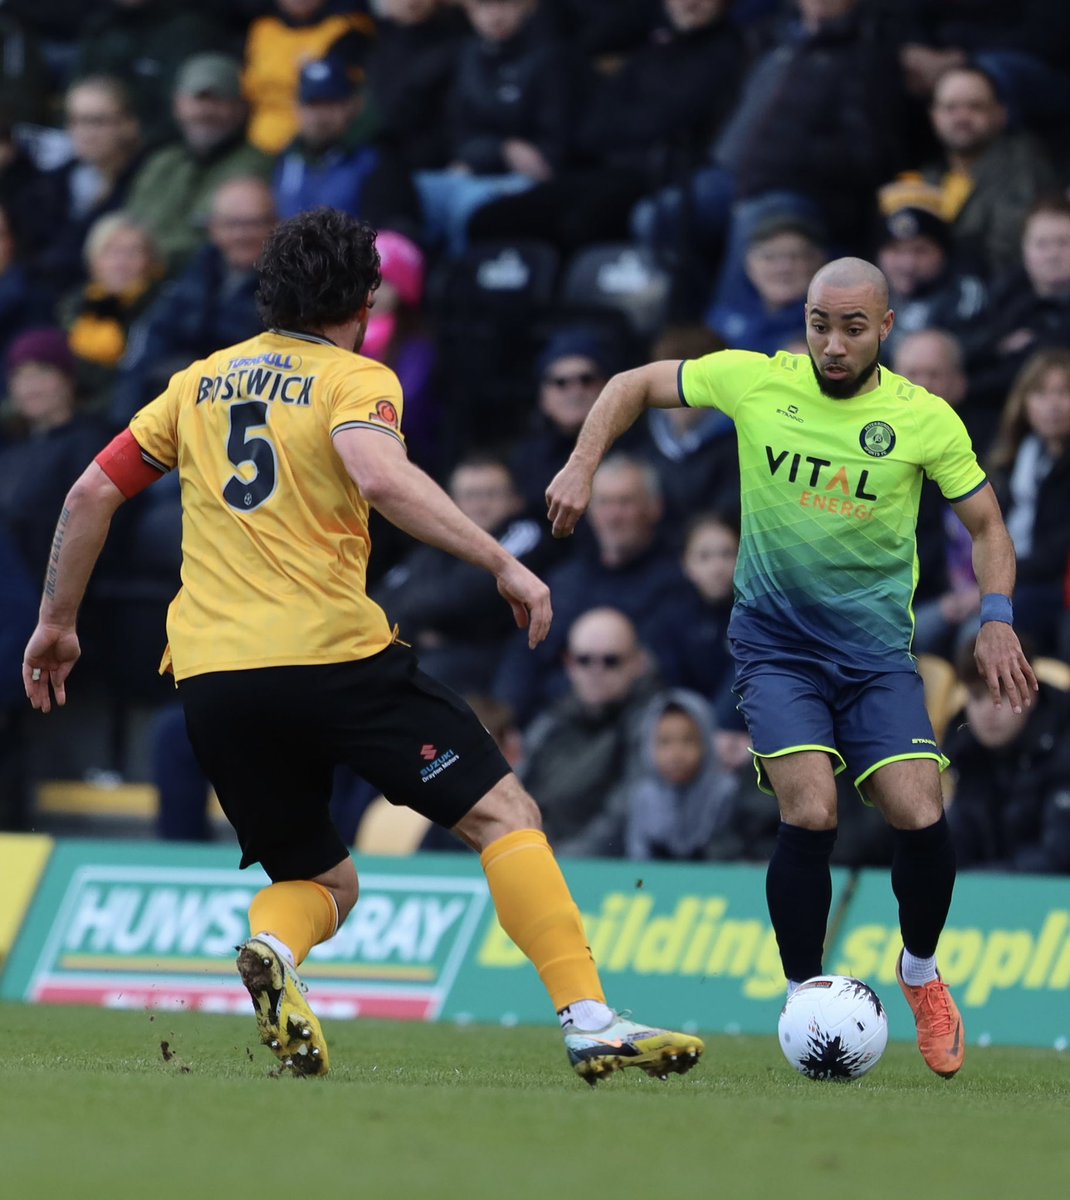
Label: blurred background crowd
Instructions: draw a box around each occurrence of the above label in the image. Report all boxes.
[2,0,1069,875]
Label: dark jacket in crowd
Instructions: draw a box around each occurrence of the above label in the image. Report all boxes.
[574,13,744,182]
[990,442,1070,587]
[0,522,36,707]
[493,541,693,724]
[944,683,1070,873]
[885,0,1070,70]
[640,409,741,539]
[0,265,54,389]
[519,671,662,858]
[654,586,735,707]
[365,5,467,170]
[273,135,420,234]
[0,413,113,581]
[112,244,261,424]
[372,511,556,695]
[715,8,905,245]
[447,13,576,175]
[0,142,43,242]
[964,272,1070,405]
[912,135,1058,279]
[885,270,988,361]
[23,150,148,295]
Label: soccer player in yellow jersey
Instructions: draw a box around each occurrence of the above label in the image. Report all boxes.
[21,208,702,1084]
[548,257,1037,1079]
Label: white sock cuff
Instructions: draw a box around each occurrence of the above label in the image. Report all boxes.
[252,931,296,968]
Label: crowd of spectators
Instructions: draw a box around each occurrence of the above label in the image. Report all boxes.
[2,0,1070,872]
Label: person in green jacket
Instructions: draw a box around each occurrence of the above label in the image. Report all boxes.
[125,53,273,276]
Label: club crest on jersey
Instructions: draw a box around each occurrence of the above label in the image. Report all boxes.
[370,399,400,429]
[860,421,895,457]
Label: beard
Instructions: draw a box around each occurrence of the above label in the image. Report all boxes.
[808,350,881,399]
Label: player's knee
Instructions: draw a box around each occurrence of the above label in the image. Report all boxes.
[453,774,544,850]
[501,784,542,832]
[316,858,359,924]
[888,794,945,831]
[780,795,838,831]
[333,875,359,924]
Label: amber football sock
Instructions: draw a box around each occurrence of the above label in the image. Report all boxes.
[480,829,605,1011]
[248,880,339,968]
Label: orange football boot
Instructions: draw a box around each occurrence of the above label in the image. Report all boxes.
[896,949,965,1078]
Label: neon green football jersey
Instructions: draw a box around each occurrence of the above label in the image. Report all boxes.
[679,350,987,667]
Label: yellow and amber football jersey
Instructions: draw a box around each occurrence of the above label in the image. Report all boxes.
[129,329,404,680]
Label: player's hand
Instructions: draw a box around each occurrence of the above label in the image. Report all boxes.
[496,559,552,649]
[545,460,594,539]
[974,622,1037,714]
[23,622,81,714]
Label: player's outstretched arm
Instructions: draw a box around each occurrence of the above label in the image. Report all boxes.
[334,429,552,648]
[546,360,682,539]
[952,483,1038,713]
[24,463,128,713]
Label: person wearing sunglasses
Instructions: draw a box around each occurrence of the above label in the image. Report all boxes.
[518,606,661,858]
[509,327,617,521]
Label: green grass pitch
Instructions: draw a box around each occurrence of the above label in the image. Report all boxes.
[2,1002,1067,1199]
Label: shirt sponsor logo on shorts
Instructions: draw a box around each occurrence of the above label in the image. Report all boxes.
[420,748,460,782]
[859,421,896,457]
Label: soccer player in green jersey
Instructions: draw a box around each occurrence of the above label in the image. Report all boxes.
[546,257,1036,1078]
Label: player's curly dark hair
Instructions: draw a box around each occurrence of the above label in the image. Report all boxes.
[255,208,382,332]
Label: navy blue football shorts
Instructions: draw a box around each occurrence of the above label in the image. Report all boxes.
[730,640,949,800]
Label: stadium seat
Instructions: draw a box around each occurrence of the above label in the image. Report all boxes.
[427,238,562,453]
[354,796,430,856]
[34,779,227,837]
[1032,657,1070,691]
[428,238,561,313]
[560,243,672,341]
[916,654,962,743]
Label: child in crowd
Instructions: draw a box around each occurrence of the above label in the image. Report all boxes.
[625,690,733,861]
[658,512,738,703]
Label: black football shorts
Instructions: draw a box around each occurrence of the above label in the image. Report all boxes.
[177,642,510,880]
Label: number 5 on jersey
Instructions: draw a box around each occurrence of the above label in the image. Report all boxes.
[224,400,278,511]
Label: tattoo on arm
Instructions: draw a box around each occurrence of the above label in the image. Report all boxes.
[44,505,71,600]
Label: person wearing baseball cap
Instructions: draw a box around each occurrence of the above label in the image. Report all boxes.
[242,1,375,155]
[174,53,245,104]
[274,56,421,234]
[125,52,272,273]
[876,205,988,357]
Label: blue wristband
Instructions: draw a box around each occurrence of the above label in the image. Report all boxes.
[979,593,1013,626]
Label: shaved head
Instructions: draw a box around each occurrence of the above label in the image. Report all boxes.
[805,257,894,399]
[808,257,889,309]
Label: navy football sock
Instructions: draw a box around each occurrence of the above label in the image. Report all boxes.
[766,822,837,983]
[891,813,956,959]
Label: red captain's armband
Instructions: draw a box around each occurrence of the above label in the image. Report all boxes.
[95,429,168,498]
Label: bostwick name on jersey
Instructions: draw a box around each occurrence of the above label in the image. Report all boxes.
[766,445,879,521]
[196,351,315,407]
